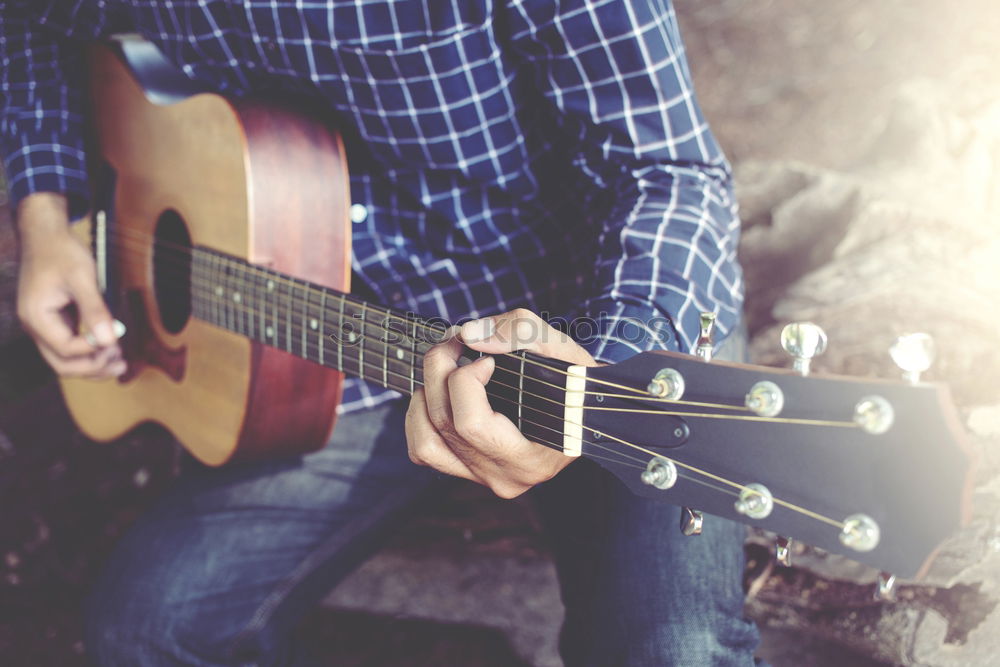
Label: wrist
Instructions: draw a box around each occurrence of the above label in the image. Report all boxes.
[16,193,71,240]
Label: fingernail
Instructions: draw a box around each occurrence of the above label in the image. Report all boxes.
[460,318,495,343]
[110,362,127,377]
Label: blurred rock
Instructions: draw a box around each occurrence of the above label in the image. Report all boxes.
[735,76,1000,665]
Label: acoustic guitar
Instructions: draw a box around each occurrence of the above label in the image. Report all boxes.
[63,40,975,581]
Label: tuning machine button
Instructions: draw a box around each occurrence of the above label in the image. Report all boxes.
[734,483,774,519]
[780,322,827,376]
[680,507,703,536]
[695,312,717,361]
[775,536,792,567]
[890,333,935,384]
[875,572,897,601]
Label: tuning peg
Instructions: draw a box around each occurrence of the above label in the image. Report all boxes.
[875,572,897,601]
[889,333,935,384]
[780,322,827,376]
[679,507,703,536]
[775,536,792,567]
[695,312,717,361]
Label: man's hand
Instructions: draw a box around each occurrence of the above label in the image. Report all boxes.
[405,308,596,498]
[16,193,125,379]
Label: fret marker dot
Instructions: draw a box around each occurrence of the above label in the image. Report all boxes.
[232,292,242,303]
[347,332,357,343]
[265,326,274,338]
[310,318,319,330]
[395,348,405,360]
[266,280,275,292]
[215,286,224,297]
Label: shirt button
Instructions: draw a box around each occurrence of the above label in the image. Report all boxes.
[349,204,369,224]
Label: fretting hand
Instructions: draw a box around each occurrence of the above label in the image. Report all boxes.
[405,309,597,498]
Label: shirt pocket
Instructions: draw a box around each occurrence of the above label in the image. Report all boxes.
[323,22,523,181]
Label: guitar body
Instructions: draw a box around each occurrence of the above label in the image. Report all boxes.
[61,44,351,465]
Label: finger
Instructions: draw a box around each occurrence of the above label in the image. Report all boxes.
[448,355,573,498]
[448,356,529,462]
[67,268,118,347]
[36,343,127,379]
[19,296,97,358]
[405,389,479,482]
[421,334,464,434]
[459,309,594,365]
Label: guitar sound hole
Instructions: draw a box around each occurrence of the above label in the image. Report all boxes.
[153,209,192,334]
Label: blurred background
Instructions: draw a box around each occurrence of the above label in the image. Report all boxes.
[2,0,999,664]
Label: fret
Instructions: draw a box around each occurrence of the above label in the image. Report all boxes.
[268,270,280,349]
[318,288,327,367]
[382,316,415,393]
[339,298,363,379]
[358,302,367,383]
[300,279,308,359]
[284,276,293,353]
[336,293,346,373]
[191,251,207,324]
[258,267,268,343]
[518,353,525,431]
[235,263,246,337]
[409,318,418,394]
[223,256,234,334]
[381,312,389,388]
[243,265,254,338]
[216,253,225,329]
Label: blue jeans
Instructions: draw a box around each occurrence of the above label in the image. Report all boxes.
[86,354,759,666]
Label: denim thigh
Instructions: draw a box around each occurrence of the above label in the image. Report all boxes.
[85,401,436,667]
[532,330,761,666]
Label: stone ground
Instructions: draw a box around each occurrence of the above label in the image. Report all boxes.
[3,0,1000,665]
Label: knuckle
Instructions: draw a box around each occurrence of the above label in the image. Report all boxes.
[453,414,486,442]
[490,481,527,500]
[427,404,451,432]
[422,344,450,371]
[407,444,425,467]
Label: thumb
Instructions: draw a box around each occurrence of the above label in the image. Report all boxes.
[67,269,116,346]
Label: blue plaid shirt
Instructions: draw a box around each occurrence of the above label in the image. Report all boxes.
[1,0,743,413]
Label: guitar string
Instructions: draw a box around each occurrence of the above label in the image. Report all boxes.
[466,400,742,501]
[181,278,859,431]
[152,285,852,530]
[106,232,860,427]
[99,233,849,530]
[112,229,794,416]
[104,228,748,402]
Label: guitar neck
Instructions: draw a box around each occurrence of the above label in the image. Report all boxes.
[190,246,440,394]
[189,247,575,451]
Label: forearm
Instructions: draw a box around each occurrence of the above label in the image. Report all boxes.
[582,166,743,362]
[509,0,743,359]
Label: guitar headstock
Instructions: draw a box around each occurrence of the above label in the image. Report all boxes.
[580,323,975,582]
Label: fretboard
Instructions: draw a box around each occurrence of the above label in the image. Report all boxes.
[188,247,573,452]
